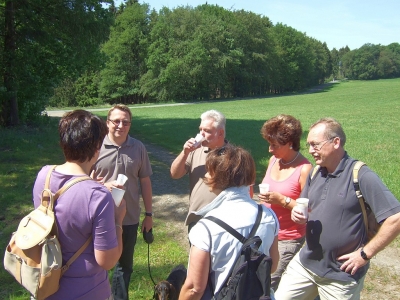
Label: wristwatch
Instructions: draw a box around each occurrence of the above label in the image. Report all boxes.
[360,247,370,260]
[144,212,153,217]
[283,197,291,208]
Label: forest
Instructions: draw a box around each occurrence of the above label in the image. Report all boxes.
[1,0,399,126]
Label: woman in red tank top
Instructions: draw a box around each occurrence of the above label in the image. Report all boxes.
[259,114,312,291]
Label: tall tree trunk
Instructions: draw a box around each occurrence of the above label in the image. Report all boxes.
[2,0,19,126]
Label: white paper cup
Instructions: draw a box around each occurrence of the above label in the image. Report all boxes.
[193,133,205,147]
[116,174,128,186]
[258,183,270,194]
[111,187,125,207]
[296,198,309,218]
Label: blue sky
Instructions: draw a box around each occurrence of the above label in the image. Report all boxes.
[113,0,399,50]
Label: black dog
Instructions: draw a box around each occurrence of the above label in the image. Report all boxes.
[154,264,187,300]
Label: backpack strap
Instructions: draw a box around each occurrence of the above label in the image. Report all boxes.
[61,236,93,275]
[54,176,92,201]
[310,165,320,180]
[205,204,263,244]
[42,165,91,208]
[44,165,57,189]
[353,161,368,233]
[43,165,93,273]
[205,204,263,297]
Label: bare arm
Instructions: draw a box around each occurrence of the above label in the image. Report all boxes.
[94,198,127,270]
[170,138,197,179]
[140,176,153,232]
[338,211,400,275]
[299,163,313,190]
[364,212,400,256]
[259,161,312,210]
[270,236,280,274]
[179,246,210,300]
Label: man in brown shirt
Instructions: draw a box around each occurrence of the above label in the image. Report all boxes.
[170,110,227,231]
[92,104,153,300]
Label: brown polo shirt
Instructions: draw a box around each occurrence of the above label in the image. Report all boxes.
[93,135,152,225]
[184,146,218,225]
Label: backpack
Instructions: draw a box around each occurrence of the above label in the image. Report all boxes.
[3,166,92,300]
[205,205,273,300]
[311,160,381,242]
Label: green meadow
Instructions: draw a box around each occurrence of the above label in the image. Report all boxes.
[0,78,399,299]
[123,78,400,195]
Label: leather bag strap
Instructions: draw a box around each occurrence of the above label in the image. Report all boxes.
[41,166,93,275]
[54,176,92,201]
[41,165,91,211]
[61,236,93,275]
[44,165,57,189]
[353,161,368,232]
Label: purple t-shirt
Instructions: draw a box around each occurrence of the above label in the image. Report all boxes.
[33,165,118,300]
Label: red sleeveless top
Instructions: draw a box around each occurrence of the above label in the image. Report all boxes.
[262,156,311,240]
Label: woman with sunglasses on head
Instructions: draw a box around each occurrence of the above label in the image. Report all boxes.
[259,114,312,291]
[179,144,279,300]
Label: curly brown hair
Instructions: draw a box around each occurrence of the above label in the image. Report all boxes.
[260,114,303,151]
[204,144,255,191]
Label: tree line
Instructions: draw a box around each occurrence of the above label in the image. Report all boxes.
[1,0,399,126]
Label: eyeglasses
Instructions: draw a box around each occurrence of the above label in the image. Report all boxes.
[306,137,335,151]
[108,119,131,127]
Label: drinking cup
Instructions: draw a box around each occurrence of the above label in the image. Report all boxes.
[193,133,205,147]
[116,174,128,186]
[111,187,125,207]
[258,183,270,194]
[296,198,309,218]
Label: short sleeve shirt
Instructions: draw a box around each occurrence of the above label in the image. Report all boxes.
[185,146,218,224]
[189,187,279,295]
[92,135,153,225]
[33,165,117,299]
[299,153,400,282]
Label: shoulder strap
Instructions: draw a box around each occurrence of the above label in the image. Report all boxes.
[206,205,263,297]
[61,236,93,276]
[43,166,93,272]
[310,165,320,180]
[205,205,263,244]
[54,176,92,201]
[43,165,92,208]
[44,165,57,189]
[353,161,368,231]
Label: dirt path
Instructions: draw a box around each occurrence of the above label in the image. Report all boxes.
[143,141,191,252]
[144,140,400,299]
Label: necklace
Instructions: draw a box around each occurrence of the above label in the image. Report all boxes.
[280,152,300,165]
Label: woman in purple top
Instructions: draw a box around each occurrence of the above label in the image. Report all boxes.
[32,110,126,300]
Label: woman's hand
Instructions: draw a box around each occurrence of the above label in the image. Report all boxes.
[258,191,285,206]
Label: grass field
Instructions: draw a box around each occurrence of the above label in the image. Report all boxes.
[0,78,399,299]
[111,78,400,196]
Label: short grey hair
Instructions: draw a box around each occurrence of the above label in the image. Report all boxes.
[310,117,346,146]
[201,110,226,136]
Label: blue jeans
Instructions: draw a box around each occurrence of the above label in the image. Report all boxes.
[112,223,139,300]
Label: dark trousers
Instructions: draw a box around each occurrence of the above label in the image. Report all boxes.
[112,223,139,300]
